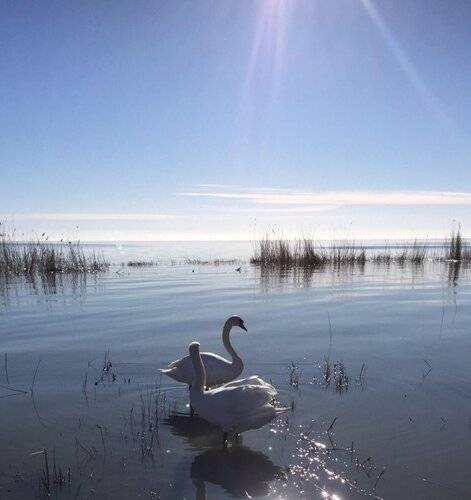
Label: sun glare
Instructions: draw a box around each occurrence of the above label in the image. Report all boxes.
[243,0,290,99]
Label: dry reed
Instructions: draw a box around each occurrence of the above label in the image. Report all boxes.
[0,226,108,275]
[252,229,470,268]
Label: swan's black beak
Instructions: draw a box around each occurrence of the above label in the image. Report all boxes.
[240,323,248,332]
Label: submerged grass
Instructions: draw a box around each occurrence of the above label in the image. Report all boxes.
[0,226,109,275]
[317,357,350,393]
[31,447,71,499]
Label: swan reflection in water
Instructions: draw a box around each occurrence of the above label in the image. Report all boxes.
[164,412,284,498]
[191,446,284,499]
[164,412,222,449]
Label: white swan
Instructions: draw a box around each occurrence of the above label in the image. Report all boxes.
[188,342,288,446]
[160,316,247,387]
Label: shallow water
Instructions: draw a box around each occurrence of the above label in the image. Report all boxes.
[1,243,470,499]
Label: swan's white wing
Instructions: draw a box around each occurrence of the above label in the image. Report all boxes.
[209,379,277,410]
[159,355,193,383]
[160,352,237,386]
[191,376,287,433]
[194,383,284,433]
[222,376,277,396]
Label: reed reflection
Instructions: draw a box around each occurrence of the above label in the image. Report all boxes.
[448,260,462,285]
[255,260,445,292]
[0,271,98,307]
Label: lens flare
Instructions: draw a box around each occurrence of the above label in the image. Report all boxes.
[360,0,454,131]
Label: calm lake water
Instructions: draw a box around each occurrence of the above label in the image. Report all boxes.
[1,242,470,499]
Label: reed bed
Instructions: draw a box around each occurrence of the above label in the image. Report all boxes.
[126,260,157,267]
[252,229,470,268]
[446,228,471,261]
[371,240,428,265]
[184,258,241,266]
[0,230,109,275]
[251,237,367,268]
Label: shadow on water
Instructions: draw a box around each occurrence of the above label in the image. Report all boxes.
[191,446,284,499]
[164,412,284,499]
[164,413,222,449]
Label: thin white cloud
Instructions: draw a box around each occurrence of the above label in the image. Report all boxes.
[178,188,471,206]
[241,205,341,213]
[4,213,180,221]
[197,183,242,189]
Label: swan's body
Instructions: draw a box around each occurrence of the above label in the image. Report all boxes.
[160,316,246,387]
[188,342,287,444]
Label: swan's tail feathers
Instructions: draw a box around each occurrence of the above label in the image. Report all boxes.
[159,367,177,375]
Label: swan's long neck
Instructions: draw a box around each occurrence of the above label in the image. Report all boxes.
[222,321,241,363]
[190,347,206,393]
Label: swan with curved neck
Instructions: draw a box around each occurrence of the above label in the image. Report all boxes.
[189,341,287,447]
[160,316,247,388]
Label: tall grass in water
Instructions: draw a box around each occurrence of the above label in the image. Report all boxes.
[251,236,367,268]
[252,229,471,268]
[374,240,428,265]
[0,229,108,275]
[252,237,295,267]
[446,227,471,260]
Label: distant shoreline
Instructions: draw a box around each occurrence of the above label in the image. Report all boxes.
[3,238,470,247]
[2,227,470,275]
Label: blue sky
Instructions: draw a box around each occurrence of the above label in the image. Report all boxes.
[1,0,471,240]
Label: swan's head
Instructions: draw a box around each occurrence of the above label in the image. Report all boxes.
[189,341,201,356]
[227,315,248,332]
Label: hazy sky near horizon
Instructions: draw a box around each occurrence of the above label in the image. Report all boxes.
[2,0,471,241]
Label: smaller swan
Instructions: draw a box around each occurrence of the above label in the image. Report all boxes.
[189,342,288,447]
[160,316,247,387]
